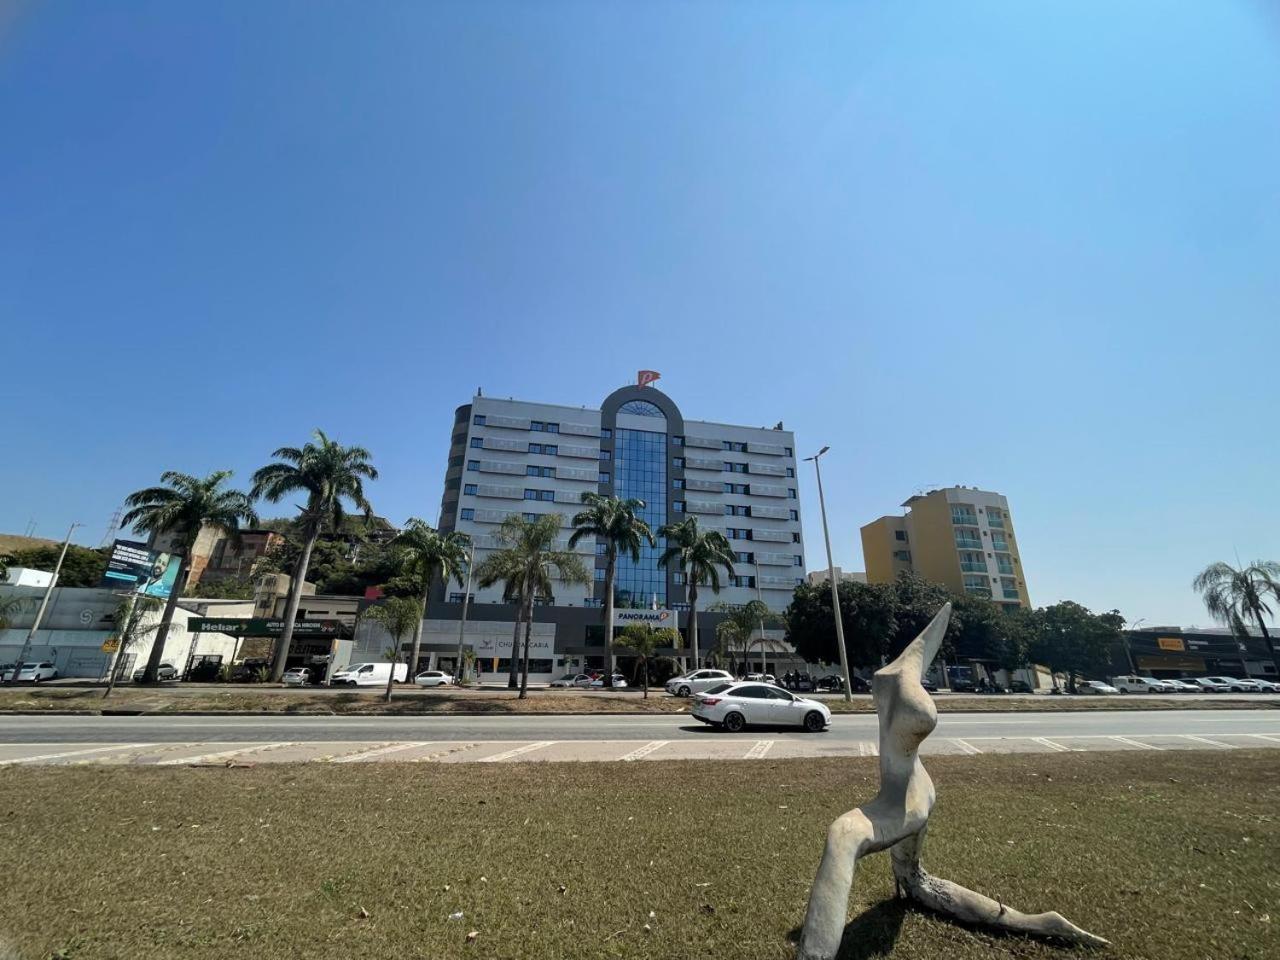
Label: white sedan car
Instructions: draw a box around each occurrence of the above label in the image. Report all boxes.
[1201,676,1262,692]
[281,667,311,686]
[2,661,58,682]
[589,674,628,688]
[666,669,735,698]
[414,670,455,687]
[1076,680,1120,695]
[550,673,593,688]
[692,682,831,733]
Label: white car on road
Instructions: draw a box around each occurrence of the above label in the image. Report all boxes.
[281,667,311,686]
[1110,675,1175,694]
[666,669,734,698]
[550,674,593,688]
[692,682,830,732]
[1201,676,1264,692]
[414,670,454,687]
[2,661,58,682]
[1191,677,1232,692]
[589,674,628,688]
[1075,680,1119,695]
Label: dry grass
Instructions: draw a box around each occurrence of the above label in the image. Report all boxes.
[1,752,1276,959]
[2,685,1276,716]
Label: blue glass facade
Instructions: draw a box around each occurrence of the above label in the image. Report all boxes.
[614,427,668,607]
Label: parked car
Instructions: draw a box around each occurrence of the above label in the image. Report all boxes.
[1076,680,1120,695]
[1110,675,1175,694]
[1161,679,1201,693]
[744,673,777,684]
[2,661,59,682]
[330,662,409,687]
[1008,680,1034,693]
[1200,675,1261,693]
[666,669,735,697]
[1251,679,1280,692]
[231,658,271,682]
[692,681,831,732]
[1190,676,1232,692]
[281,667,311,686]
[132,663,176,682]
[589,674,628,688]
[816,674,870,693]
[550,674,584,687]
[414,670,454,687]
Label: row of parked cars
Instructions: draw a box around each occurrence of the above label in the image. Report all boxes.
[1075,675,1280,694]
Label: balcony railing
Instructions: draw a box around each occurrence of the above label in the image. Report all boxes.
[1002,589,1020,599]
[987,516,1005,528]
[954,537,982,550]
[991,540,1009,551]
[951,514,978,526]
[959,561,987,573]
[964,586,992,597]
[996,565,1014,576]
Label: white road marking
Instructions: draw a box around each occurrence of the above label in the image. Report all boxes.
[329,742,430,763]
[857,740,878,757]
[1179,734,1235,749]
[1031,737,1075,752]
[1110,735,1163,750]
[0,744,154,766]
[620,740,669,761]
[156,742,294,766]
[744,740,775,760]
[477,741,555,762]
[1248,733,1280,744]
[951,739,982,755]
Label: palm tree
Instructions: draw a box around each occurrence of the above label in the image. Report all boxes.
[474,514,590,698]
[1193,560,1280,676]
[389,519,470,680]
[569,493,655,688]
[658,517,736,669]
[103,596,160,698]
[713,599,777,675]
[616,624,679,698]
[251,430,377,682]
[365,596,423,702]
[121,471,257,684]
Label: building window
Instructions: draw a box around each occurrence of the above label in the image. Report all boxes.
[524,489,538,499]
[724,482,748,494]
[731,575,756,589]
[893,550,911,562]
[673,501,685,513]
[724,461,748,473]
[531,421,544,432]
[673,572,686,585]
[544,445,557,455]
[789,509,799,521]
[788,488,797,498]
[467,460,480,472]
[791,532,801,543]
[598,472,611,484]
[672,436,684,446]
[619,400,663,417]
[599,450,612,461]
[734,551,753,563]
[786,467,795,478]
[546,422,559,433]
[539,490,555,502]
[464,483,477,495]
[529,442,542,454]
[795,577,804,587]
[600,427,612,439]
[726,527,752,540]
[673,457,685,468]
[724,504,749,517]
[794,555,804,566]
[894,530,907,541]
[595,568,606,581]
[722,440,746,452]
[448,455,464,468]
[473,415,486,426]
[522,512,538,522]
[673,479,685,489]
[596,542,607,555]
[470,437,484,448]
[449,592,473,604]
[784,447,793,457]
[460,508,475,521]
[526,465,555,478]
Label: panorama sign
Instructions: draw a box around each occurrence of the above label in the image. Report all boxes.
[612,609,674,627]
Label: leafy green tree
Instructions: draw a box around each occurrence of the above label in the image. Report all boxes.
[251,430,377,681]
[1028,601,1123,692]
[364,596,422,702]
[616,624,679,697]
[785,579,895,669]
[388,519,470,679]
[1193,560,1280,676]
[120,471,258,684]
[5,544,110,588]
[103,596,161,698]
[657,517,736,669]
[183,577,257,600]
[474,514,590,697]
[887,572,955,661]
[569,493,655,688]
[711,599,779,674]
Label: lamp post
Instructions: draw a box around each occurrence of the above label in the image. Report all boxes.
[804,448,852,702]
[1124,618,1146,674]
[454,542,476,683]
[8,522,80,685]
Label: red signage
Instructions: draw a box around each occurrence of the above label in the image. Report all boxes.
[637,370,661,388]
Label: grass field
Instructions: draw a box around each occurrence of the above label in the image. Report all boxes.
[1,751,1275,959]
[3,685,1276,716]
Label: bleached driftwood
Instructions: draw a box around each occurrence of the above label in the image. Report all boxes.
[797,603,1107,959]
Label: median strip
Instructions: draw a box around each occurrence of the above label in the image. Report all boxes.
[0,743,154,766]
[156,742,295,766]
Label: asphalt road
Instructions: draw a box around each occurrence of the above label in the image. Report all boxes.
[4,709,1280,745]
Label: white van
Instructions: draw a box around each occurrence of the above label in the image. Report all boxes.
[1110,675,1174,694]
[331,662,408,687]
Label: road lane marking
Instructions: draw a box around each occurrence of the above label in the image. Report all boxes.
[952,739,982,755]
[156,742,294,765]
[330,742,430,763]
[1248,733,1280,744]
[857,741,878,757]
[0,744,154,766]
[744,740,775,760]
[1179,735,1235,749]
[478,741,555,762]
[1109,736,1163,750]
[1031,737,1075,752]
[620,741,669,761]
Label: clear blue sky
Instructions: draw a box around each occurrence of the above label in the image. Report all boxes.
[3,1,1278,627]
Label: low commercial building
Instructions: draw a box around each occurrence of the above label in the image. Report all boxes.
[806,567,866,587]
[1115,626,1279,681]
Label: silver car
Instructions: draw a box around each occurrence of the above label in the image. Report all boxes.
[666,669,735,697]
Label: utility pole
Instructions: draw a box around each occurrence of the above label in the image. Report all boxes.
[805,448,852,702]
[8,522,80,685]
[752,556,768,676]
[454,542,476,683]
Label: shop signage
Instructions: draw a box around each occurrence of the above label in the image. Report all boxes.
[1157,637,1186,652]
[186,617,349,638]
[612,609,673,627]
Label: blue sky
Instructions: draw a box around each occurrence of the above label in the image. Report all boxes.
[2,1,1278,626]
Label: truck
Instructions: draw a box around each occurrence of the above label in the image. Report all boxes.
[330,662,408,687]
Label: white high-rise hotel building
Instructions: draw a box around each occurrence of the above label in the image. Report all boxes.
[418,380,808,680]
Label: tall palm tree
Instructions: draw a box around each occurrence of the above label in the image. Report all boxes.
[365,596,423,702]
[103,596,160,698]
[474,514,590,698]
[712,598,776,674]
[658,517,736,670]
[121,471,257,684]
[251,430,377,682]
[1193,560,1280,675]
[569,493,655,688]
[389,519,470,679]
[616,624,679,698]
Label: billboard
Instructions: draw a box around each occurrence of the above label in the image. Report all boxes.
[186,617,350,638]
[100,539,181,599]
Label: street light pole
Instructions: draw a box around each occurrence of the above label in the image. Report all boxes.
[805,448,852,703]
[7,522,80,685]
[752,556,768,676]
[454,542,476,683]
